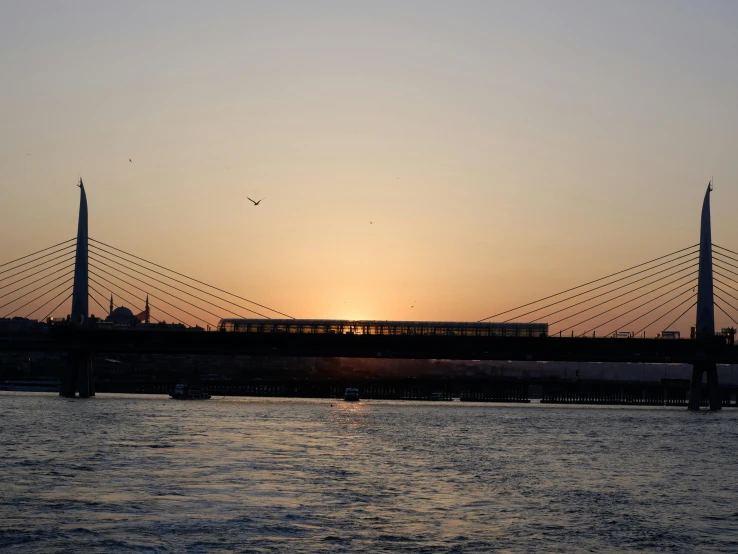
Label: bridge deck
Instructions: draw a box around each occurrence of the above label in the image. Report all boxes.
[0,329,735,364]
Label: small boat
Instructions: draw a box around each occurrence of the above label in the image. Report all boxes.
[344,387,360,402]
[170,382,211,400]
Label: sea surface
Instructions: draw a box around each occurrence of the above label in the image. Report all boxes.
[1,393,738,553]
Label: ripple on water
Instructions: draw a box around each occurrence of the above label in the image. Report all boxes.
[1,393,738,553]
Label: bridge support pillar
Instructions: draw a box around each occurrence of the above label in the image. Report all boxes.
[707,365,720,410]
[60,351,95,398]
[689,361,720,411]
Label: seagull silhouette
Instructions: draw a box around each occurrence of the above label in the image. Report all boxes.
[129,159,132,162]
[248,197,265,206]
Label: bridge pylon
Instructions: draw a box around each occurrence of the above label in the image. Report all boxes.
[60,179,94,398]
[689,182,720,410]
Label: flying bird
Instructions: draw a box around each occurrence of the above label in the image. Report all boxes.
[370,221,373,224]
[129,159,132,162]
[248,197,266,206]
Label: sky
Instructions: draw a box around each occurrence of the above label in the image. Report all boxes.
[1,1,738,334]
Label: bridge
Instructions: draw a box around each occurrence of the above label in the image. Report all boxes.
[1,180,736,410]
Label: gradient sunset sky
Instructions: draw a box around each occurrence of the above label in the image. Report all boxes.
[1,1,737,333]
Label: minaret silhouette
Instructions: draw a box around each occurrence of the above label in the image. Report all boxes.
[109,295,113,316]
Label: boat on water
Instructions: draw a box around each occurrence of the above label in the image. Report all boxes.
[344,387,360,402]
[169,383,211,400]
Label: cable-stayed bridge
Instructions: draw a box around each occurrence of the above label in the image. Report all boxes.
[0,181,736,410]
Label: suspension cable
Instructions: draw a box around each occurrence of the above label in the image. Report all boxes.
[579,288,696,338]
[714,262,738,279]
[715,301,738,328]
[0,269,76,312]
[90,263,225,326]
[89,252,270,318]
[3,277,74,318]
[534,265,698,325]
[88,292,109,316]
[27,285,73,319]
[714,270,738,288]
[88,284,162,324]
[713,244,738,258]
[89,272,201,328]
[38,291,74,322]
[478,245,696,323]
[714,292,738,315]
[715,285,738,304]
[0,254,75,291]
[0,260,75,298]
[0,242,76,277]
[478,244,699,322]
[554,276,697,335]
[634,294,696,336]
[89,238,294,318]
[0,238,75,269]
[550,271,697,328]
[89,284,114,314]
[711,250,738,270]
[509,255,698,323]
[658,301,697,335]
[89,244,274,319]
[0,251,77,283]
[88,275,146,314]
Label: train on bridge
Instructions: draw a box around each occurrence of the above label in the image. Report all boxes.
[217,319,549,338]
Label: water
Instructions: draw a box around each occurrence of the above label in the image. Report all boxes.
[1,393,738,553]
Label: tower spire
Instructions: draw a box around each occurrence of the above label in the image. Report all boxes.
[61,180,95,398]
[70,179,89,327]
[689,181,720,411]
[695,182,714,338]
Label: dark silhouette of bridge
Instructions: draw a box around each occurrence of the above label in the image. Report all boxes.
[1,180,736,410]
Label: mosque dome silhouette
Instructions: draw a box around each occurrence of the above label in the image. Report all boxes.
[106,306,136,325]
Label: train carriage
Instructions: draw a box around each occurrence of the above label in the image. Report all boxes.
[217,319,548,338]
